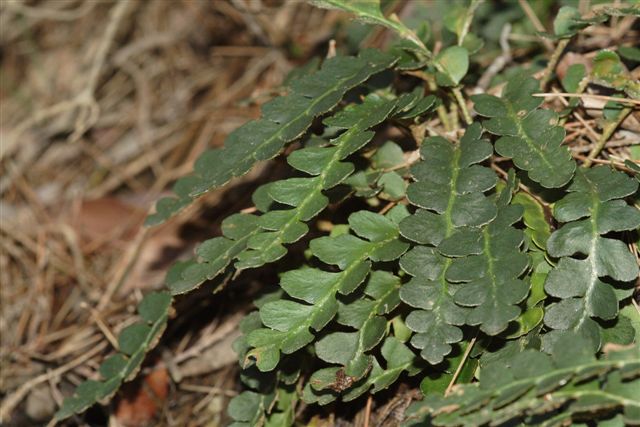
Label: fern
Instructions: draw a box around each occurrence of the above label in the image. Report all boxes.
[314,270,403,380]
[146,49,397,226]
[403,333,640,427]
[235,94,401,269]
[447,173,530,336]
[164,91,437,295]
[304,336,422,404]
[543,166,640,350]
[399,123,497,364]
[55,292,171,419]
[472,74,576,188]
[245,209,409,371]
[55,2,640,425]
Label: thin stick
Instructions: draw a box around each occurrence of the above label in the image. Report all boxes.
[534,92,640,107]
[445,335,477,396]
[0,342,107,422]
[363,395,373,427]
[583,107,632,167]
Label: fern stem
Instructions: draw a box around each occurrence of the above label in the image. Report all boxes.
[540,38,569,91]
[452,87,473,125]
[583,106,631,168]
[458,0,483,47]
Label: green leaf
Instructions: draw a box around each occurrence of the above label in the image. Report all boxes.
[544,167,640,350]
[147,49,398,225]
[166,213,260,295]
[512,192,551,249]
[306,337,421,404]
[508,251,549,339]
[236,94,399,269]
[246,211,408,371]
[618,45,640,62]
[399,124,498,364]
[167,94,401,292]
[55,292,172,420]
[472,73,576,188]
[435,46,469,87]
[228,391,274,425]
[553,6,606,38]
[314,271,401,382]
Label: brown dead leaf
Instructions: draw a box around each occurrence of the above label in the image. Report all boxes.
[73,197,146,251]
[115,366,169,427]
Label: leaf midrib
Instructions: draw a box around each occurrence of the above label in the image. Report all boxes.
[508,105,556,172]
[239,113,379,267]
[438,359,635,417]
[281,233,400,350]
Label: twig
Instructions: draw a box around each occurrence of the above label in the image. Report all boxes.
[570,137,638,153]
[534,92,640,106]
[4,0,96,21]
[583,107,632,167]
[5,0,135,158]
[97,225,150,311]
[572,153,635,172]
[445,335,477,396]
[364,395,373,427]
[0,342,107,422]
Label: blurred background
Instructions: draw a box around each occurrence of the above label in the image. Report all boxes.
[0,1,638,426]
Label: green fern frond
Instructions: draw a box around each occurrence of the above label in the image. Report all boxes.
[146,49,398,226]
[472,73,576,188]
[55,292,172,420]
[304,336,422,404]
[399,123,498,364]
[235,93,401,269]
[245,209,409,372]
[447,175,530,336]
[543,166,640,350]
[403,333,640,427]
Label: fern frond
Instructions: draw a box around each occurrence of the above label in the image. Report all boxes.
[245,209,409,372]
[165,93,410,294]
[55,293,172,420]
[146,49,397,225]
[472,73,576,188]
[544,166,640,350]
[403,334,640,427]
[399,123,497,364]
[235,93,401,269]
[447,175,530,336]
